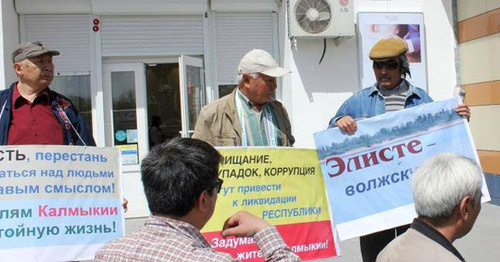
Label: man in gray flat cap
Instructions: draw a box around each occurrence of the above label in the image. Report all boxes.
[0,42,131,211]
[193,49,294,147]
[327,37,471,262]
[0,41,95,146]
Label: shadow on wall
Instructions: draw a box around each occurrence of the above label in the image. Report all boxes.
[442,0,454,28]
[291,37,360,102]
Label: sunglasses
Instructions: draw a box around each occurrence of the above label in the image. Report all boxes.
[209,178,224,194]
[373,60,399,70]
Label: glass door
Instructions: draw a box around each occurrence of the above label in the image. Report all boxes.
[102,63,148,171]
[145,62,181,149]
[178,55,205,138]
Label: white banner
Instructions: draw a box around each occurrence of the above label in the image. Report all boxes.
[314,98,490,240]
[0,145,124,262]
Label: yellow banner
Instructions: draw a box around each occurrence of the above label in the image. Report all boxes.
[203,147,331,232]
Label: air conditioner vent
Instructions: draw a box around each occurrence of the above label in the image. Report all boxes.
[288,0,354,38]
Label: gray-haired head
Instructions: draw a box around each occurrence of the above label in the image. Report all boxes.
[411,153,482,226]
[237,72,259,86]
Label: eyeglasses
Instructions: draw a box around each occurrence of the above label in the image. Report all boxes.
[373,60,399,70]
[209,178,224,194]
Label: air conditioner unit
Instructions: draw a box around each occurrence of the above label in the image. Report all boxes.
[288,0,354,38]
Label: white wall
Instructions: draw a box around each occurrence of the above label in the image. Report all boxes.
[1,0,459,146]
[280,0,458,148]
[1,0,19,88]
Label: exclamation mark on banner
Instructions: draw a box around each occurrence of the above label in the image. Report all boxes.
[113,221,116,233]
[112,183,115,193]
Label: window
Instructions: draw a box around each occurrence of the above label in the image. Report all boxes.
[50,75,92,132]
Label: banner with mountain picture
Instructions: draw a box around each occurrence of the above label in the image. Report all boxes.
[313,97,490,240]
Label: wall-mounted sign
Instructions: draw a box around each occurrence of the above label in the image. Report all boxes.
[126,129,138,144]
[116,144,138,165]
[115,130,126,142]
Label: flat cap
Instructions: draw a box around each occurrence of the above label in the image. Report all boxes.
[12,41,60,63]
[369,37,408,60]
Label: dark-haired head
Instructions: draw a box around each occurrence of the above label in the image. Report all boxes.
[141,137,221,217]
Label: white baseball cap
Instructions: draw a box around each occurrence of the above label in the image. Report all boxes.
[237,49,291,77]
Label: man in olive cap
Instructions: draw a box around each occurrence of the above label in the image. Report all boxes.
[0,41,95,146]
[327,37,470,262]
[193,49,294,147]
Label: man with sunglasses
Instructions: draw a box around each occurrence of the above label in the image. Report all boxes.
[328,37,470,135]
[95,137,299,262]
[327,37,470,262]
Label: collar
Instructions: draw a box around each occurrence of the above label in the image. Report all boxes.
[236,88,270,111]
[368,79,421,98]
[411,218,465,262]
[377,79,408,93]
[12,83,50,108]
[147,216,210,247]
[236,88,254,109]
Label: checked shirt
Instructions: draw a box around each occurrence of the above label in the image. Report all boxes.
[95,216,300,262]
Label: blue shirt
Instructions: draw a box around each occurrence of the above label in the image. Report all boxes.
[328,80,433,128]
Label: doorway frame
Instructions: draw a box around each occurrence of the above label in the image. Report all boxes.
[102,62,148,173]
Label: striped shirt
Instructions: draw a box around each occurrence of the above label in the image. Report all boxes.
[377,80,409,112]
[95,216,300,262]
[236,90,282,146]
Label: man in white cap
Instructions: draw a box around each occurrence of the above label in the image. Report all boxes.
[193,49,294,147]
